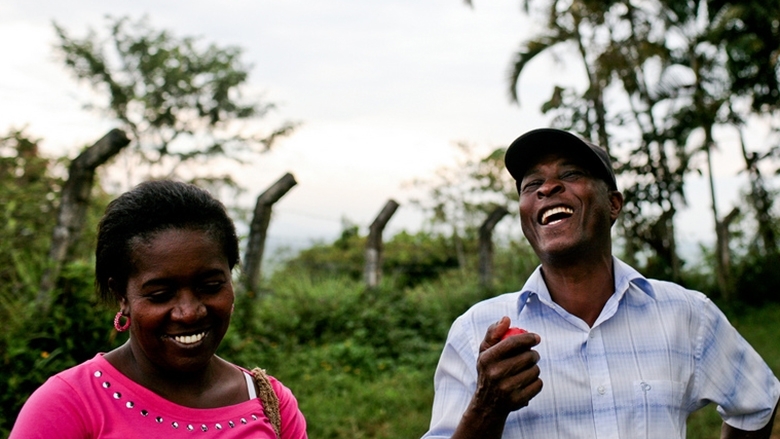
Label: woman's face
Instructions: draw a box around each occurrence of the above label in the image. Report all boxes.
[115,228,234,375]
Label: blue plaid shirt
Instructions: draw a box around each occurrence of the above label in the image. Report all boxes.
[423,258,780,438]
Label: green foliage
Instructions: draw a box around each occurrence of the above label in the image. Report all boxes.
[0,127,117,434]
[707,1,780,111]
[0,261,122,435]
[280,228,462,289]
[0,129,61,304]
[733,252,780,306]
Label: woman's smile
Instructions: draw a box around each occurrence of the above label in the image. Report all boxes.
[166,330,209,346]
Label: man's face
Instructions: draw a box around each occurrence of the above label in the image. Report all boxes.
[518,152,623,264]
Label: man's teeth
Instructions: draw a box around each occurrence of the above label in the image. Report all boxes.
[173,332,206,344]
[542,206,573,225]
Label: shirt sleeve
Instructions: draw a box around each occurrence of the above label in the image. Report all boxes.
[422,316,479,439]
[270,376,308,439]
[9,376,90,439]
[692,297,780,431]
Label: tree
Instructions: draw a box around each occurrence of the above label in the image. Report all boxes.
[53,15,297,188]
[488,1,692,280]
[468,0,780,289]
[709,1,780,259]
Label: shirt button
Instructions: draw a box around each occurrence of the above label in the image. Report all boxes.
[597,385,606,395]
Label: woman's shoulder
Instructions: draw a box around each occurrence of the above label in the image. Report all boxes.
[37,353,108,389]
[10,355,105,438]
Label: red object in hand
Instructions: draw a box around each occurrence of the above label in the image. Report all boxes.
[501,327,527,340]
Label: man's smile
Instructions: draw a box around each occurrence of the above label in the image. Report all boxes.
[539,205,574,225]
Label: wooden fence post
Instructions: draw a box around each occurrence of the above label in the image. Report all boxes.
[715,206,740,301]
[478,205,509,289]
[364,199,399,288]
[242,172,297,293]
[37,129,131,309]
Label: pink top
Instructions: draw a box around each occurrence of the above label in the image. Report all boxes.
[10,354,307,439]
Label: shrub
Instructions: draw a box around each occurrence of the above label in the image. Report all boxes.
[0,261,122,435]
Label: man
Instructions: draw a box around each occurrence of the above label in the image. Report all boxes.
[422,128,780,439]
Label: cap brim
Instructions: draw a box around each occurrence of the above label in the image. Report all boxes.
[505,128,616,190]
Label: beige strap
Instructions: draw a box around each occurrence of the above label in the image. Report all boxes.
[251,367,281,439]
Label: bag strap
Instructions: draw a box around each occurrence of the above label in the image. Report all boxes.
[250,367,281,439]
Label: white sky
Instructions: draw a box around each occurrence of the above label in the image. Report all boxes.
[0,0,757,260]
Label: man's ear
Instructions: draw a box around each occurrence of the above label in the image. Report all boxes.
[609,190,624,225]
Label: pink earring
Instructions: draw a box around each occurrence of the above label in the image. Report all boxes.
[114,311,131,332]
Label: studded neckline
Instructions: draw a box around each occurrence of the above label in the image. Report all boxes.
[90,354,267,431]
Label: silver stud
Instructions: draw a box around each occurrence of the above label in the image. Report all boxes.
[113,392,121,399]
[215,424,222,430]
[240,418,247,424]
[126,401,134,409]
[228,421,235,428]
[156,416,163,423]
[172,421,179,429]
[140,410,149,417]
[251,414,258,421]
[94,371,102,377]
[102,382,110,388]
[201,424,208,432]
[186,424,194,431]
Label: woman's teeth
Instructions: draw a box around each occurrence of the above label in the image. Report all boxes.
[173,332,206,344]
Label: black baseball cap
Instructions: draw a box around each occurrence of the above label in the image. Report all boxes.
[504,128,617,190]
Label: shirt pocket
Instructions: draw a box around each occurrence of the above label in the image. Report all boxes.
[632,379,686,439]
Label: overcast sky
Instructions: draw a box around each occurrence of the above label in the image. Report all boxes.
[1,0,749,258]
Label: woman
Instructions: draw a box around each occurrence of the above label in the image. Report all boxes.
[11,180,307,438]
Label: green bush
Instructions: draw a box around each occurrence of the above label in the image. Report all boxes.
[280,229,461,289]
[733,252,780,305]
[0,261,122,435]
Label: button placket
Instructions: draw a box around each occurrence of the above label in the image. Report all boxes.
[585,327,620,438]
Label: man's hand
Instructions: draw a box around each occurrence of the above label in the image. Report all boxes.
[451,316,543,439]
[474,316,543,415]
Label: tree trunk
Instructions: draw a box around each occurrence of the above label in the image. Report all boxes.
[702,126,736,299]
[242,172,297,293]
[478,206,509,289]
[364,199,399,288]
[37,129,130,310]
[737,127,778,257]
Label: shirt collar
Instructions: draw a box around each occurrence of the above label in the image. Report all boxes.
[516,256,655,316]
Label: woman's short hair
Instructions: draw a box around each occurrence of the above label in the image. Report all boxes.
[95,180,239,303]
